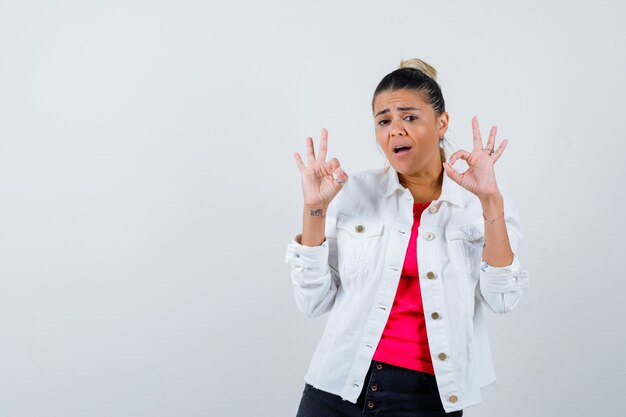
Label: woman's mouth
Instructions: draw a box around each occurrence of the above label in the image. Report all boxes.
[393,145,412,155]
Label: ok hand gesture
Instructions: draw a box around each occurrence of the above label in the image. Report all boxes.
[294,128,349,207]
[443,116,508,200]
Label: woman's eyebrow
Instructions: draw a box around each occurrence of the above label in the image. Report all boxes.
[375,107,422,117]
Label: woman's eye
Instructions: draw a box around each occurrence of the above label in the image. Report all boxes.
[377,119,389,126]
[404,115,417,121]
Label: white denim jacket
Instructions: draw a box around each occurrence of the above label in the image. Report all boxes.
[285,166,529,412]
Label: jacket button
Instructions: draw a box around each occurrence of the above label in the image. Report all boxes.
[424,232,435,241]
[431,312,441,320]
[371,384,378,392]
[438,352,447,361]
[429,205,439,214]
[449,395,458,403]
[367,401,375,409]
[376,363,383,370]
[426,271,436,280]
[355,225,365,233]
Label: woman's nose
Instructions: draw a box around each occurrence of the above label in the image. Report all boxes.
[390,119,405,136]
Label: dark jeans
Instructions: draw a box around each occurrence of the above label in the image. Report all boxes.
[296,360,463,417]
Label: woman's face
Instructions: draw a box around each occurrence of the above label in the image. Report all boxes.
[373,89,448,176]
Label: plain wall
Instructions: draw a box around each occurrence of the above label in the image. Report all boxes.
[1,0,625,416]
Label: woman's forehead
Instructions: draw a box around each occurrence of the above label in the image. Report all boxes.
[373,89,429,113]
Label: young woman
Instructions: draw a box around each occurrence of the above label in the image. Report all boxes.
[285,59,529,417]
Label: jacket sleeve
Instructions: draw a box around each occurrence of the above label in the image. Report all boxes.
[284,217,341,318]
[478,188,530,314]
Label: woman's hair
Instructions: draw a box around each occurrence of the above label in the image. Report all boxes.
[372,58,446,117]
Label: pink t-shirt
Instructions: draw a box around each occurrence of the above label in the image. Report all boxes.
[372,201,434,374]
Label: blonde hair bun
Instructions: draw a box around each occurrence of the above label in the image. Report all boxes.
[399,58,438,81]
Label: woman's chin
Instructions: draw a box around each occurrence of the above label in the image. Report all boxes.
[388,155,441,178]
[388,162,414,176]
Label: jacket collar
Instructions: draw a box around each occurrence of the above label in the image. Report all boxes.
[380,165,464,207]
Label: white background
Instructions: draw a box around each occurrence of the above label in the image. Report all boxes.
[1,0,625,416]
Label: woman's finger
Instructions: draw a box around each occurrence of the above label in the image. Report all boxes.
[485,125,497,154]
[492,139,509,162]
[294,152,306,172]
[306,136,316,164]
[472,116,483,152]
[334,166,349,184]
[326,157,340,172]
[443,161,463,185]
[318,128,328,162]
[448,149,471,166]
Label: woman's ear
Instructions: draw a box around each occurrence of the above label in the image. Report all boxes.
[437,111,449,136]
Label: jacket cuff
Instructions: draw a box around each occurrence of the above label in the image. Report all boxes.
[284,234,329,269]
[480,254,529,293]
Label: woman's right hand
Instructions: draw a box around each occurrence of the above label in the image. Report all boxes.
[294,128,349,207]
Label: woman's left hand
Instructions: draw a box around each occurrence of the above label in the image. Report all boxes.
[443,116,508,200]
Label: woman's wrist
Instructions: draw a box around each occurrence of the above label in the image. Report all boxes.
[301,203,328,247]
[479,192,504,222]
[304,203,329,218]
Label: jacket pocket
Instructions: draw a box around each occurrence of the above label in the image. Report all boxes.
[336,216,385,291]
[446,223,485,332]
[446,222,485,283]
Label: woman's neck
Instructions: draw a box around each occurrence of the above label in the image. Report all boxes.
[399,165,443,203]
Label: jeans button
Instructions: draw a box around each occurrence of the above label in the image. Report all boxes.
[376,363,383,370]
[367,401,375,409]
[371,384,378,392]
